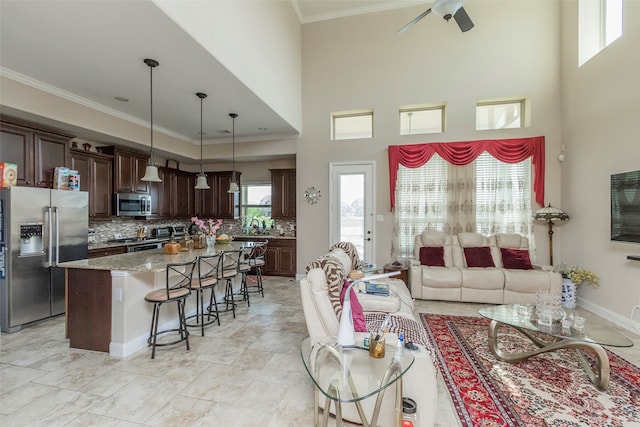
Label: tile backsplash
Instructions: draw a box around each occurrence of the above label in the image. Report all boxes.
[89,218,296,243]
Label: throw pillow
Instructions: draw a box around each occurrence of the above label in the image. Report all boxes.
[500,248,533,270]
[306,255,346,317]
[419,246,445,267]
[463,246,495,268]
[339,280,367,332]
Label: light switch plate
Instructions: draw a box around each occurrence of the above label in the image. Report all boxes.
[377,215,384,222]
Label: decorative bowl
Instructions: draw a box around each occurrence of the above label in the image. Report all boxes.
[215,237,233,244]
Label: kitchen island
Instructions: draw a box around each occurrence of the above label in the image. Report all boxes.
[59,243,252,357]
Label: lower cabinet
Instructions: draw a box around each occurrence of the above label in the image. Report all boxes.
[234,237,296,277]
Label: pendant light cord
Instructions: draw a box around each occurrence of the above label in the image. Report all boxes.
[229,113,238,183]
[200,96,204,174]
[149,63,154,165]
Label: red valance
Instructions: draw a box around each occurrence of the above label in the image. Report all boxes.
[388,136,546,209]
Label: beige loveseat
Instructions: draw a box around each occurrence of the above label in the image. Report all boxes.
[300,242,438,427]
[410,231,562,304]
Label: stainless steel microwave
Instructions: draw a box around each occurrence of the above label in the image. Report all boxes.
[115,193,151,216]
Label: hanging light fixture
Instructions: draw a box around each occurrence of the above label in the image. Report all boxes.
[228,113,239,193]
[194,92,210,190]
[141,58,162,182]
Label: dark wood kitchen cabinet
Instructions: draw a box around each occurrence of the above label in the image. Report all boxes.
[150,167,195,218]
[0,120,72,187]
[70,150,113,217]
[271,168,296,219]
[263,239,296,277]
[99,146,149,194]
[195,171,240,219]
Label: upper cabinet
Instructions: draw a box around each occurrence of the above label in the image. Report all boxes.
[195,171,240,219]
[70,150,113,218]
[99,146,149,194]
[151,167,195,218]
[271,168,296,219]
[0,120,72,188]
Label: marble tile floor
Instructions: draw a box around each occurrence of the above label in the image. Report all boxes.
[1,276,639,427]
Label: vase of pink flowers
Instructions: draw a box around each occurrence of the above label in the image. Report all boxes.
[191,217,223,248]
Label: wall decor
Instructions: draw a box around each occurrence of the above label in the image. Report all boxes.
[304,186,321,204]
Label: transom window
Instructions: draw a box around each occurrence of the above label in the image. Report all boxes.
[579,0,623,66]
[331,109,373,140]
[399,105,445,135]
[476,99,525,130]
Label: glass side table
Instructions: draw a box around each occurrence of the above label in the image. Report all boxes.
[300,336,414,427]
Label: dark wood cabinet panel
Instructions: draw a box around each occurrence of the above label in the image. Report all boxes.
[271,169,296,219]
[88,246,127,258]
[0,123,33,186]
[71,150,113,217]
[67,269,112,352]
[100,146,149,194]
[151,167,195,218]
[195,171,240,219]
[0,120,72,188]
[175,172,195,217]
[34,132,69,188]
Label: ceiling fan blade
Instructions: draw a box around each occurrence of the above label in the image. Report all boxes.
[398,8,432,34]
[453,6,474,32]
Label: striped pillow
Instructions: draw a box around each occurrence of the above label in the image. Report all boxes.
[306,255,347,318]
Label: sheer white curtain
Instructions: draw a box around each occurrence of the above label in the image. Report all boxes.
[392,152,533,260]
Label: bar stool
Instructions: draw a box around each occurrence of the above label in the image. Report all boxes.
[244,240,267,297]
[144,259,197,359]
[219,249,242,318]
[236,245,254,304]
[186,253,223,336]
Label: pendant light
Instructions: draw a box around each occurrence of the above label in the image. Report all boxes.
[141,58,162,182]
[194,92,210,190]
[228,113,239,193]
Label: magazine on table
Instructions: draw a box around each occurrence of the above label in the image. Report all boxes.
[365,281,390,296]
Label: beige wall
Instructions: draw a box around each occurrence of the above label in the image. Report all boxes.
[297,1,563,272]
[560,0,640,327]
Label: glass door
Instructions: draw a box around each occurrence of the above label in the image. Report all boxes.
[329,162,375,264]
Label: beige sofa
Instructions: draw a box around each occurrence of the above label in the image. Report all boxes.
[300,243,438,427]
[410,231,562,304]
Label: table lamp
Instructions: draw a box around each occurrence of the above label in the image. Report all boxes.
[533,203,569,265]
[337,271,400,347]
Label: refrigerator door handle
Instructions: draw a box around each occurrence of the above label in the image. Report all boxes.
[54,206,60,266]
[47,206,53,268]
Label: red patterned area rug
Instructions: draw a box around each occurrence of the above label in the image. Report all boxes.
[419,313,640,426]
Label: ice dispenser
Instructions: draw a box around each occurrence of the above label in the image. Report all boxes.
[20,223,44,256]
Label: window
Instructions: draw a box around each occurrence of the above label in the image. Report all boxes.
[332,109,373,140]
[394,154,532,259]
[579,0,623,66]
[242,184,271,227]
[476,99,525,130]
[399,105,445,135]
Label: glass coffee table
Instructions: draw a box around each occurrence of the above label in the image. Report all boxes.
[300,336,414,427]
[479,304,633,390]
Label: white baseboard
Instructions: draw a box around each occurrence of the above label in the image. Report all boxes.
[577,296,640,336]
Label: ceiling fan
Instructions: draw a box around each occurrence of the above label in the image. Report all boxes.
[399,0,474,33]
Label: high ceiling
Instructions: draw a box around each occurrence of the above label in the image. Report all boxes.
[0,0,423,161]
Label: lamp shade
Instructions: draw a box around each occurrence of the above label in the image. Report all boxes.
[533,203,569,223]
[141,165,162,182]
[195,174,209,190]
[227,181,239,193]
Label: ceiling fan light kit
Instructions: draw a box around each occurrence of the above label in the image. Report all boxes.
[399,0,474,34]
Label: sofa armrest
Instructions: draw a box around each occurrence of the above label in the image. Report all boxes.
[533,264,554,272]
[357,292,401,313]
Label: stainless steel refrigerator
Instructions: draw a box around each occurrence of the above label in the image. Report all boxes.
[0,186,88,333]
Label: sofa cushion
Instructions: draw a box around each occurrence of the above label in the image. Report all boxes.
[329,248,352,273]
[339,280,367,332]
[306,255,346,317]
[419,246,445,267]
[500,248,533,270]
[463,246,495,267]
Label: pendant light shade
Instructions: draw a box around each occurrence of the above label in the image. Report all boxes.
[228,113,239,193]
[141,58,162,183]
[194,92,210,190]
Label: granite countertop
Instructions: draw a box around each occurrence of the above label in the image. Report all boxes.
[88,234,295,251]
[61,243,254,273]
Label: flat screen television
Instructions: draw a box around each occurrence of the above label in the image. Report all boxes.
[611,170,640,244]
